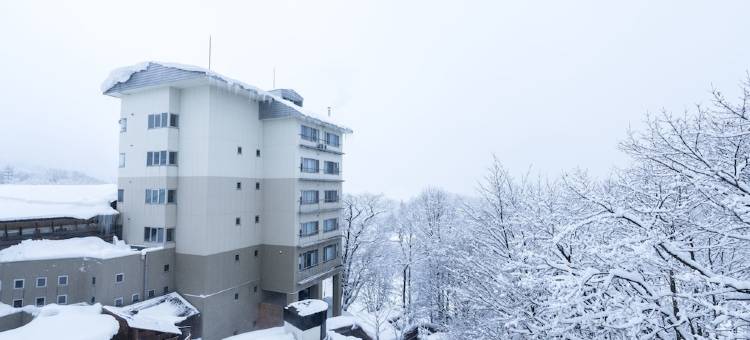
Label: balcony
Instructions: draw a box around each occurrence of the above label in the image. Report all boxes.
[299,200,341,215]
[297,255,341,285]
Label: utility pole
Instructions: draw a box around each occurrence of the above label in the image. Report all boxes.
[208,35,212,71]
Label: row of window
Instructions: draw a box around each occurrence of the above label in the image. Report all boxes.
[147,113,179,129]
[13,295,68,308]
[11,275,68,290]
[300,190,339,204]
[145,188,176,204]
[301,125,340,147]
[144,227,175,243]
[146,151,178,166]
[299,218,339,237]
[9,276,169,307]
[298,245,338,270]
[300,158,340,174]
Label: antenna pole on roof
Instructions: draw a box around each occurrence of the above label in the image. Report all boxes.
[273,67,276,88]
[327,106,331,117]
[208,35,212,71]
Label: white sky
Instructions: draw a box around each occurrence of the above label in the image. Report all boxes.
[1,1,750,200]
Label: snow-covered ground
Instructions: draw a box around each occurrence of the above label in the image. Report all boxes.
[223,326,294,340]
[0,303,118,340]
[0,236,136,262]
[0,184,117,221]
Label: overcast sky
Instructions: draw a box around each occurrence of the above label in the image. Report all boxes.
[1,1,750,199]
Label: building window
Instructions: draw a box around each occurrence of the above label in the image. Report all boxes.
[255,182,260,190]
[324,161,340,175]
[254,286,258,293]
[13,299,22,308]
[236,182,242,190]
[298,250,319,270]
[300,158,319,173]
[148,290,155,298]
[234,293,239,300]
[115,273,124,283]
[324,190,339,203]
[92,277,96,285]
[301,125,319,142]
[163,286,169,294]
[132,294,140,303]
[148,113,178,129]
[237,146,243,155]
[235,254,240,262]
[300,221,319,237]
[300,190,319,204]
[119,118,127,132]
[35,297,45,307]
[256,149,261,157]
[117,189,124,203]
[323,218,339,232]
[164,264,170,272]
[13,279,23,289]
[324,244,338,262]
[254,250,259,257]
[167,189,177,203]
[36,277,47,288]
[325,132,340,147]
[114,297,123,307]
[144,227,165,243]
[119,153,126,168]
[255,215,260,223]
[235,217,241,226]
[58,275,68,286]
[57,295,68,305]
[146,151,178,166]
[91,297,95,304]
[166,229,175,242]
[145,189,166,204]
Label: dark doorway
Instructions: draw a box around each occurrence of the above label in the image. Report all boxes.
[298,286,312,301]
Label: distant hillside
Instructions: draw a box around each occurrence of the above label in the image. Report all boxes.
[0,164,104,185]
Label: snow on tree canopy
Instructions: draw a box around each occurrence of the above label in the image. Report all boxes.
[0,237,137,262]
[101,61,352,133]
[285,299,328,316]
[0,184,117,222]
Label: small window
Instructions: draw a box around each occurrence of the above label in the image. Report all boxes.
[132,294,140,303]
[256,149,261,157]
[119,153,126,168]
[35,297,45,307]
[36,277,47,288]
[91,297,95,304]
[115,273,124,283]
[117,189,124,203]
[167,189,176,203]
[325,132,340,147]
[324,218,339,232]
[301,125,319,142]
[119,118,127,132]
[164,264,170,272]
[255,215,260,223]
[234,293,239,300]
[325,190,339,203]
[57,275,68,286]
[114,297,123,307]
[300,158,320,173]
[57,295,67,305]
[13,279,24,289]
[235,254,240,262]
[13,299,22,308]
[236,182,242,190]
[254,250,259,257]
[163,286,169,294]
[169,113,179,127]
[324,244,338,262]
[237,146,243,155]
[148,290,155,298]
[235,217,241,226]
[255,182,260,190]
[253,286,258,293]
[166,229,175,242]
[168,151,178,165]
[92,277,96,285]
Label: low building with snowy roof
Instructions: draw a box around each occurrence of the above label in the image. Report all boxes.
[0,184,120,249]
[103,292,199,339]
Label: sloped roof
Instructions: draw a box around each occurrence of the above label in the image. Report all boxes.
[103,292,199,335]
[0,184,117,222]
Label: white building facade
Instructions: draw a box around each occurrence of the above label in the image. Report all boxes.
[104,62,351,340]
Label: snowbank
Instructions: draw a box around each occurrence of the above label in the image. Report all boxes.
[287,299,328,316]
[103,292,198,335]
[223,326,294,340]
[0,237,137,263]
[0,303,118,340]
[0,184,117,221]
[101,62,352,133]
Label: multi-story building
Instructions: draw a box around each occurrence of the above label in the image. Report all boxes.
[102,61,352,339]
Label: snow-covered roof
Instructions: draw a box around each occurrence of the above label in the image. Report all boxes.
[0,184,118,222]
[286,299,329,317]
[223,326,295,340]
[101,61,352,134]
[103,292,199,335]
[0,236,137,263]
[0,303,119,340]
